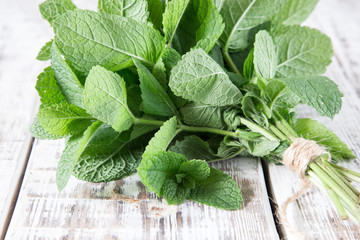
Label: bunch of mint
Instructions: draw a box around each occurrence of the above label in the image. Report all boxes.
[32,0,360,223]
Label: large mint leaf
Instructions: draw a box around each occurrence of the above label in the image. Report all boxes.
[254,30,276,78]
[137,151,187,195]
[219,0,286,52]
[189,167,242,210]
[73,129,152,182]
[171,0,224,54]
[98,0,149,22]
[51,42,84,108]
[134,59,178,117]
[272,0,318,27]
[53,10,164,73]
[274,26,333,78]
[39,0,77,25]
[169,48,242,106]
[142,116,178,159]
[35,67,66,105]
[169,135,219,161]
[179,159,210,182]
[278,76,342,118]
[295,118,355,161]
[163,0,190,45]
[180,102,226,129]
[83,66,134,133]
[37,102,92,136]
[162,178,189,204]
[36,40,53,61]
[56,121,102,191]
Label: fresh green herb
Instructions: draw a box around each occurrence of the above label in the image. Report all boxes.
[32,0,360,223]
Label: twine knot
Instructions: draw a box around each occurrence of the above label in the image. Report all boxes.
[279,138,330,239]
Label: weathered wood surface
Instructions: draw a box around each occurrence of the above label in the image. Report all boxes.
[267,0,360,239]
[5,140,278,240]
[0,0,52,238]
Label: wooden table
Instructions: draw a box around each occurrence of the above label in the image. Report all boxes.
[1,0,359,239]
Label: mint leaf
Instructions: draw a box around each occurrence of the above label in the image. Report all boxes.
[180,102,226,129]
[56,120,102,191]
[142,116,178,158]
[56,135,81,191]
[278,76,342,118]
[179,159,210,181]
[274,26,333,78]
[53,9,164,73]
[240,137,279,157]
[51,42,84,107]
[37,102,92,136]
[35,67,66,105]
[98,0,149,22]
[254,30,276,78]
[163,0,190,45]
[134,59,178,117]
[138,151,187,195]
[83,65,134,132]
[39,0,77,25]
[36,40,53,61]
[30,116,63,140]
[220,0,286,52]
[295,118,355,161]
[162,178,189,204]
[241,92,272,126]
[272,0,318,27]
[169,48,242,106]
[189,167,242,210]
[147,0,164,29]
[169,135,219,161]
[243,49,254,79]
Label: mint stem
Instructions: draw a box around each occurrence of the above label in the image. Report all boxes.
[222,48,241,74]
[239,117,279,141]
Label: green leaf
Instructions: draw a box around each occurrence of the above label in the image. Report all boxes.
[39,0,77,25]
[169,135,219,161]
[51,42,84,108]
[209,45,224,67]
[277,76,342,118]
[189,167,242,210]
[36,40,53,61]
[180,102,226,129]
[162,47,182,75]
[30,116,63,140]
[220,0,286,52]
[134,59,178,117]
[53,9,164,73]
[126,85,142,117]
[35,67,66,105]
[142,116,178,159]
[295,118,355,161]
[162,178,189,204]
[98,0,149,22]
[241,92,272,126]
[272,0,318,27]
[179,159,210,181]
[56,135,81,191]
[163,0,190,44]
[240,138,279,157]
[254,30,276,78]
[73,129,152,182]
[274,26,333,77]
[83,65,134,132]
[169,48,242,106]
[37,102,92,136]
[172,0,224,53]
[243,49,254,79]
[152,57,168,90]
[147,0,165,29]
[138,151,187,195]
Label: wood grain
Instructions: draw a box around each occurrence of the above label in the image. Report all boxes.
[267,0,360,239]
[0,0,53,238]
[5,140,278,240]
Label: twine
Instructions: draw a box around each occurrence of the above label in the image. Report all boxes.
[279,138,329,239]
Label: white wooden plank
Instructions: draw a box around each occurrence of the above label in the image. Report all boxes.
[6,140,278,240]
[0,0,53,238]
[268,0,360,239]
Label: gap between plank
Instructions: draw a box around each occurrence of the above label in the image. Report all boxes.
[261,159,285,240]
[1,137,35,240]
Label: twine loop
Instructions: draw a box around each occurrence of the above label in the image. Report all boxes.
[279,138,330,239]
